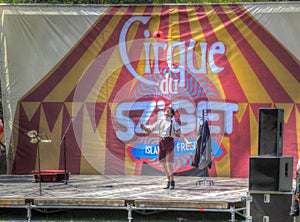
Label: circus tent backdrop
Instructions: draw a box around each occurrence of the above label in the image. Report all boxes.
[0,3,299,177]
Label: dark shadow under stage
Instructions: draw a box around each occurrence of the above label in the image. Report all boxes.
[0,175,248,221]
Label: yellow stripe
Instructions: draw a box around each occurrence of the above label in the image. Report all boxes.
[169,6,181,42]
[125,6,158,175]
[80,103,107,174]
[39,106,62,170]
[65,101,82,118]
[186,6,229,175]
[168,6,181,64]
[94,49,123,103]
[186,6,205,41]
[249,106,258,156]
[21,102,41,121]
[131,5,163,94]
[77,7,130,174]
[44,7,125,102]
[187,6,226,99]
[124,6,162,174]
[275,103,294,123]
[125,145,136,176]
[237,9,300,102]
[235,103,248,123]
[215,136,230,177]
[205,5,272,103]
[85,7,148,174]
[92,6,148,103]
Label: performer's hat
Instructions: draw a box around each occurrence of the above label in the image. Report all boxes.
[168,104,176,116]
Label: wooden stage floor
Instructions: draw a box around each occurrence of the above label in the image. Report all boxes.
[0,175,248,221]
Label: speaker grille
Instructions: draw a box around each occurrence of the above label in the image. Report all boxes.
[258,108,283,156]
[249,156,293,192]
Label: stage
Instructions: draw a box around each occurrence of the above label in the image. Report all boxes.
[0,175,248,221]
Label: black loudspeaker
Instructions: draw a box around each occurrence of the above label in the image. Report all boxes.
[249,156,293,192]
[249,192,294,222]
[258,108,284,156]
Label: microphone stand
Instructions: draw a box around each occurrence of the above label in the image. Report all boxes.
[25,131,53,196]
[37,139,42,195]
[60,116,75,185]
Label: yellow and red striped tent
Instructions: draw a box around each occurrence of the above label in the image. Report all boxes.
[1,4,299,177]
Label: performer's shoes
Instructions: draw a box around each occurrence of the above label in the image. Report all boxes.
[163,181,170,189]
[170,181,175,189]
[290,200,299,216]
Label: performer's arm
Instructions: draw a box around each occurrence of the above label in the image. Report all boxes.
[176,129,192,148]
[140,124,151,135]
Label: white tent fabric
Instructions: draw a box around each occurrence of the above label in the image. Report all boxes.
[0,5,105,155]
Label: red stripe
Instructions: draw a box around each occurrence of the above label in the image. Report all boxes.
[108,5,156,102]
[42,102,64,132]
[221,5,293,103]
[178,5,191,45]
[178,7,220,99]
[233,5,300,83]
[105,6,158,175]
[12,105,41,174]
[86,102,107,132]
[23,7,121,102]
[230,105,251,178]
[134,163,143,175]
[196,5,248,103]
[74,7,141,101]
[283,107,298,178]
[74,7,139,103]
[59,105,83,174]
[105,104,126,174]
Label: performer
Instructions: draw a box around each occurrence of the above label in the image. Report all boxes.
[290,159,300,216]
[140,105,191,189]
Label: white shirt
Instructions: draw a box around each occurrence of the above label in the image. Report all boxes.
[150,117,180,138]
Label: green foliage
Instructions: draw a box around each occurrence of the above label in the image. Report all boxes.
[0,0,294,3]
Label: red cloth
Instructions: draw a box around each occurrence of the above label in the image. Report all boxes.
[159,137,174,163]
